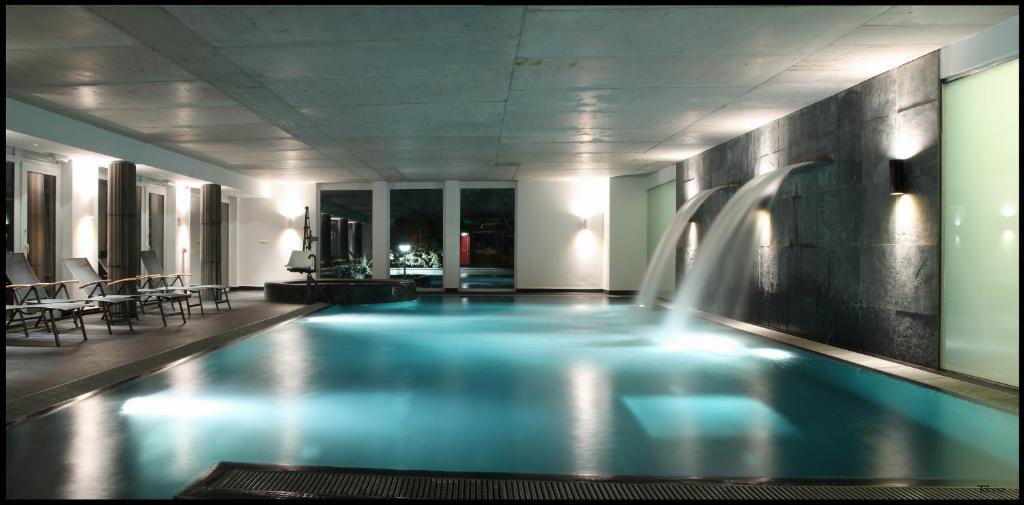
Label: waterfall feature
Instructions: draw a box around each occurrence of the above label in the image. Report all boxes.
[635,186,729,308]
[664,161,831,333]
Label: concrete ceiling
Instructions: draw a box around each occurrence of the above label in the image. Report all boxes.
[6,5,1018,182]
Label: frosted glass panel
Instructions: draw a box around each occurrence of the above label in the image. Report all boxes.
[646,181,676,300]
[940,58,1019,386]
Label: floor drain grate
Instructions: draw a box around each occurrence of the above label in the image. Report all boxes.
[177,462,1019,500]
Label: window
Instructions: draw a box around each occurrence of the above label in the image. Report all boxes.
[390,188,443,289]
[319,190,373,279]
[459,188,514,290]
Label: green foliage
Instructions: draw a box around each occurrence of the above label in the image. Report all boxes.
[391,247,442,269]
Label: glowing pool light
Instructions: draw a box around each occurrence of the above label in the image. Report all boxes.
[120,396,229,418]
[659,334,746,355]
[749,348,795,361]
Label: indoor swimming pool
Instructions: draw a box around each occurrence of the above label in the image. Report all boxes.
[5,296,1019,498]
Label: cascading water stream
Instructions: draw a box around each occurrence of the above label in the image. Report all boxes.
[635,186,729,309]
[663,160,831,335]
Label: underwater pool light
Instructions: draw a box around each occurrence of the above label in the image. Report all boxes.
[121,396,229,418]
[749,348,795,361]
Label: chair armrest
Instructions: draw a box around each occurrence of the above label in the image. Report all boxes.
[6,283,42,290]
[106,277,141,286]
[79,280,106,289]
[45,280,79,286]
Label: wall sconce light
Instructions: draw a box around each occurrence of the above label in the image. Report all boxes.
[889,159,908,195]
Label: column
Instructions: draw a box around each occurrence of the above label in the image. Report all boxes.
[107,161,139,289]
[442,180,460,291]
[371,181,389,279]
[200,183,222,286]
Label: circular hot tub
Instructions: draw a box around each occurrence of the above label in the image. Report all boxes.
[264,278,417,305]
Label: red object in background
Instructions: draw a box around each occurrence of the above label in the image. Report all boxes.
[460,233,470,266]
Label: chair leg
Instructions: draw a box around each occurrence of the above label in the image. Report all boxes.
[76,309,88,342]
[178,298,187,325]
[125,301,136,332]
[197,290,206,315]
[47,309,61,347]
[7,309,30,339]
[157,298,168,326]
[21,310,29,338]
[102,303,114,335]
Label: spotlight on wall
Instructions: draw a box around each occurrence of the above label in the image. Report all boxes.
[889,159,908,195]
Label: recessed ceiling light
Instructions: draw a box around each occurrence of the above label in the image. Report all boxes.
[32,143,39,147]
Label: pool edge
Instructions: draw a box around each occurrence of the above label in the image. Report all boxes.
[4,302,330,426]
[675,306,1019,416]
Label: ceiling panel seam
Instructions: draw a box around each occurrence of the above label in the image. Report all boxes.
[497,6,529,181]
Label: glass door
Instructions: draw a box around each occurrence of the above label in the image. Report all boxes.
[390,186,443,290]
[20,161,61,284]
[6,161,14,254]
[459,186,515,291]
[97,177,108,277]
[147,188,166,272]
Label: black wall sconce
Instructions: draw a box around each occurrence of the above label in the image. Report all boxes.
[889,159,908,195]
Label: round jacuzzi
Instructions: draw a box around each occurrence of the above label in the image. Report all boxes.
[264,278,417,305]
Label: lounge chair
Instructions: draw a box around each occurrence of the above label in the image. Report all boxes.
[6,252,80,305]
[61,257,142,332]
[6,302,90,346]
[141,250,231,313]
[65,257,187,327]
[6,252,100,333]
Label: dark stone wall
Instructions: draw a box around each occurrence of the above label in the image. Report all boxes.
[676,52,941,367]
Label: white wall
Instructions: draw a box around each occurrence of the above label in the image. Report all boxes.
[172,184,190,280]
[607,175,648,292]
[236,182,316,287]
[515,178,609,290]
[69,160,99,276]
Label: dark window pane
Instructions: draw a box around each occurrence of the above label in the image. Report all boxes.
[390,188,443,289]
[319,190,373,279]
[148,193,165,269]
[26,171,57,283]
[459,188,514,290]
[5,162,14,254]
[97,179,107,273]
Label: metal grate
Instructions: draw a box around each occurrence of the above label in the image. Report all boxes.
[177,462,1019,500]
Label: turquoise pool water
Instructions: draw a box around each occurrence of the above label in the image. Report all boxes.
[5,296,1019,498]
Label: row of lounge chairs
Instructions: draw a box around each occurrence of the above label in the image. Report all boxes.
[5,251,231,346]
